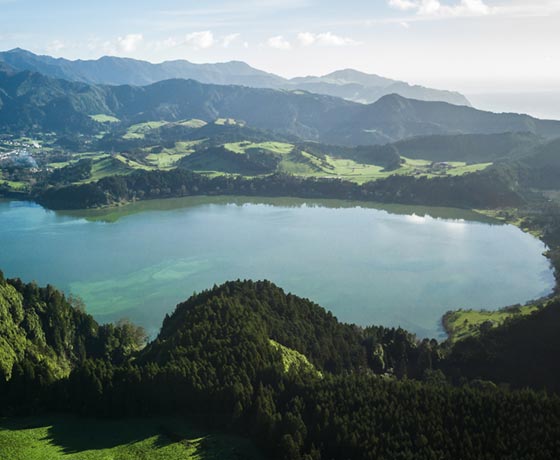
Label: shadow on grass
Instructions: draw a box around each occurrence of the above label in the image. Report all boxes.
[0,415,262,459]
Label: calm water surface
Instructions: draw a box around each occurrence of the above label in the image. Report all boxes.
[0,197,554,338]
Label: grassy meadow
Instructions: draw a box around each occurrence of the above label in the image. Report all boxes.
[443,304,541,343]
[0,415,262,460]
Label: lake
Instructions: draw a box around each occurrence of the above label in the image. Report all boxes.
[0,197,554,338]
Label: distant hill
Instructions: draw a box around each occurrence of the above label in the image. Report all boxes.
[2,67,560,145]
[0,68,107,132]
[0,48,470,106]
[331,94,560,145]
[0,48,285,88]
[391,132,542,163]
[514,138,560,189]
[290,68,471,106]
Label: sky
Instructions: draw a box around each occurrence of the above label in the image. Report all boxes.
[1,0,559,94]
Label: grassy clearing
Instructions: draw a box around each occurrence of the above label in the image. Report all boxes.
[90,114,120,123]
[123,121,168,140]
[114,154,155,171]
[123,119,205,139]
[310,157,388,183]
[79,156,132,182]
[46,161,72,169]
[214,118,245,126]
[145,152,187,169]
[308,157,492,184]
[0,180,27,191]
[443,304,540,343]
[76,155,158,183]
[224,141,294,155]
[179,119,207,128]
[145,141,200,169]
[269,339,321,377]
[0,415,262,460]
[446,162,492,176]
[0,171,28,190]
[219,143,491,183]
[476,208,543,238]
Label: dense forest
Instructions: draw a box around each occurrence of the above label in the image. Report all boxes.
[35,164,523,210]
[1,273,560,459]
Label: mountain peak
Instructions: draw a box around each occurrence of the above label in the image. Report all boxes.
[6,47,30,54]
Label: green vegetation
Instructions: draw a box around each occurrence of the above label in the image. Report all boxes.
[2,275,560,459]
[145,151,189,168]
[184,141,492,183]
[179,119,207,128]
[4,65,560,143]
[446,161,493,175]
[0,416,262,460]
[443,304,540,343]
[224,141,293,155]
[90,114,120,123]
[0,178,27,191]
[123,121,168,140]
[215,118,245,126]
[85,156,134,181]
[269,339,321,377]
[37,166,523,211]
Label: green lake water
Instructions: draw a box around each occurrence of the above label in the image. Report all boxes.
[0,197,554,338]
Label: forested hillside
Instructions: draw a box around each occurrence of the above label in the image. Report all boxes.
[35,164,523,210]
[2,67,559,145]
[1,274,560,459]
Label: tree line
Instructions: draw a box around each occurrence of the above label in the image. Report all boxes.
[35,164,523,211]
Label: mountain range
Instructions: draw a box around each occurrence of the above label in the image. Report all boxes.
[2,65,560,146]
[0,48,470,106]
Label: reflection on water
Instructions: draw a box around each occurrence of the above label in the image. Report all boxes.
[59,195,498,224]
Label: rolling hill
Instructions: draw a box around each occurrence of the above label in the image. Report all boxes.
[2,66,560,145]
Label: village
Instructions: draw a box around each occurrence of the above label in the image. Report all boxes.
[0,135,47,169]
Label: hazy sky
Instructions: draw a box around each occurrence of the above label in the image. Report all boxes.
[1,0,559,93]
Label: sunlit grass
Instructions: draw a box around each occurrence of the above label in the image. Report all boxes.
[443,304,541,343]
[0,415,262,460]
[90,114,120,123]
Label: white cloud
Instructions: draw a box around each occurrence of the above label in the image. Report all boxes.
[267,35,291,49]
[418,0,442,15]
[222,33,240,48]
[388,0,491,18]
[389,0,417,10]
[184,30,214,49]
[297,32,360,47]
[296,32,316,47]
[117,33,143,53]
[160,37,178,48]
[498,0,560,17]
[46,39,66,53]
